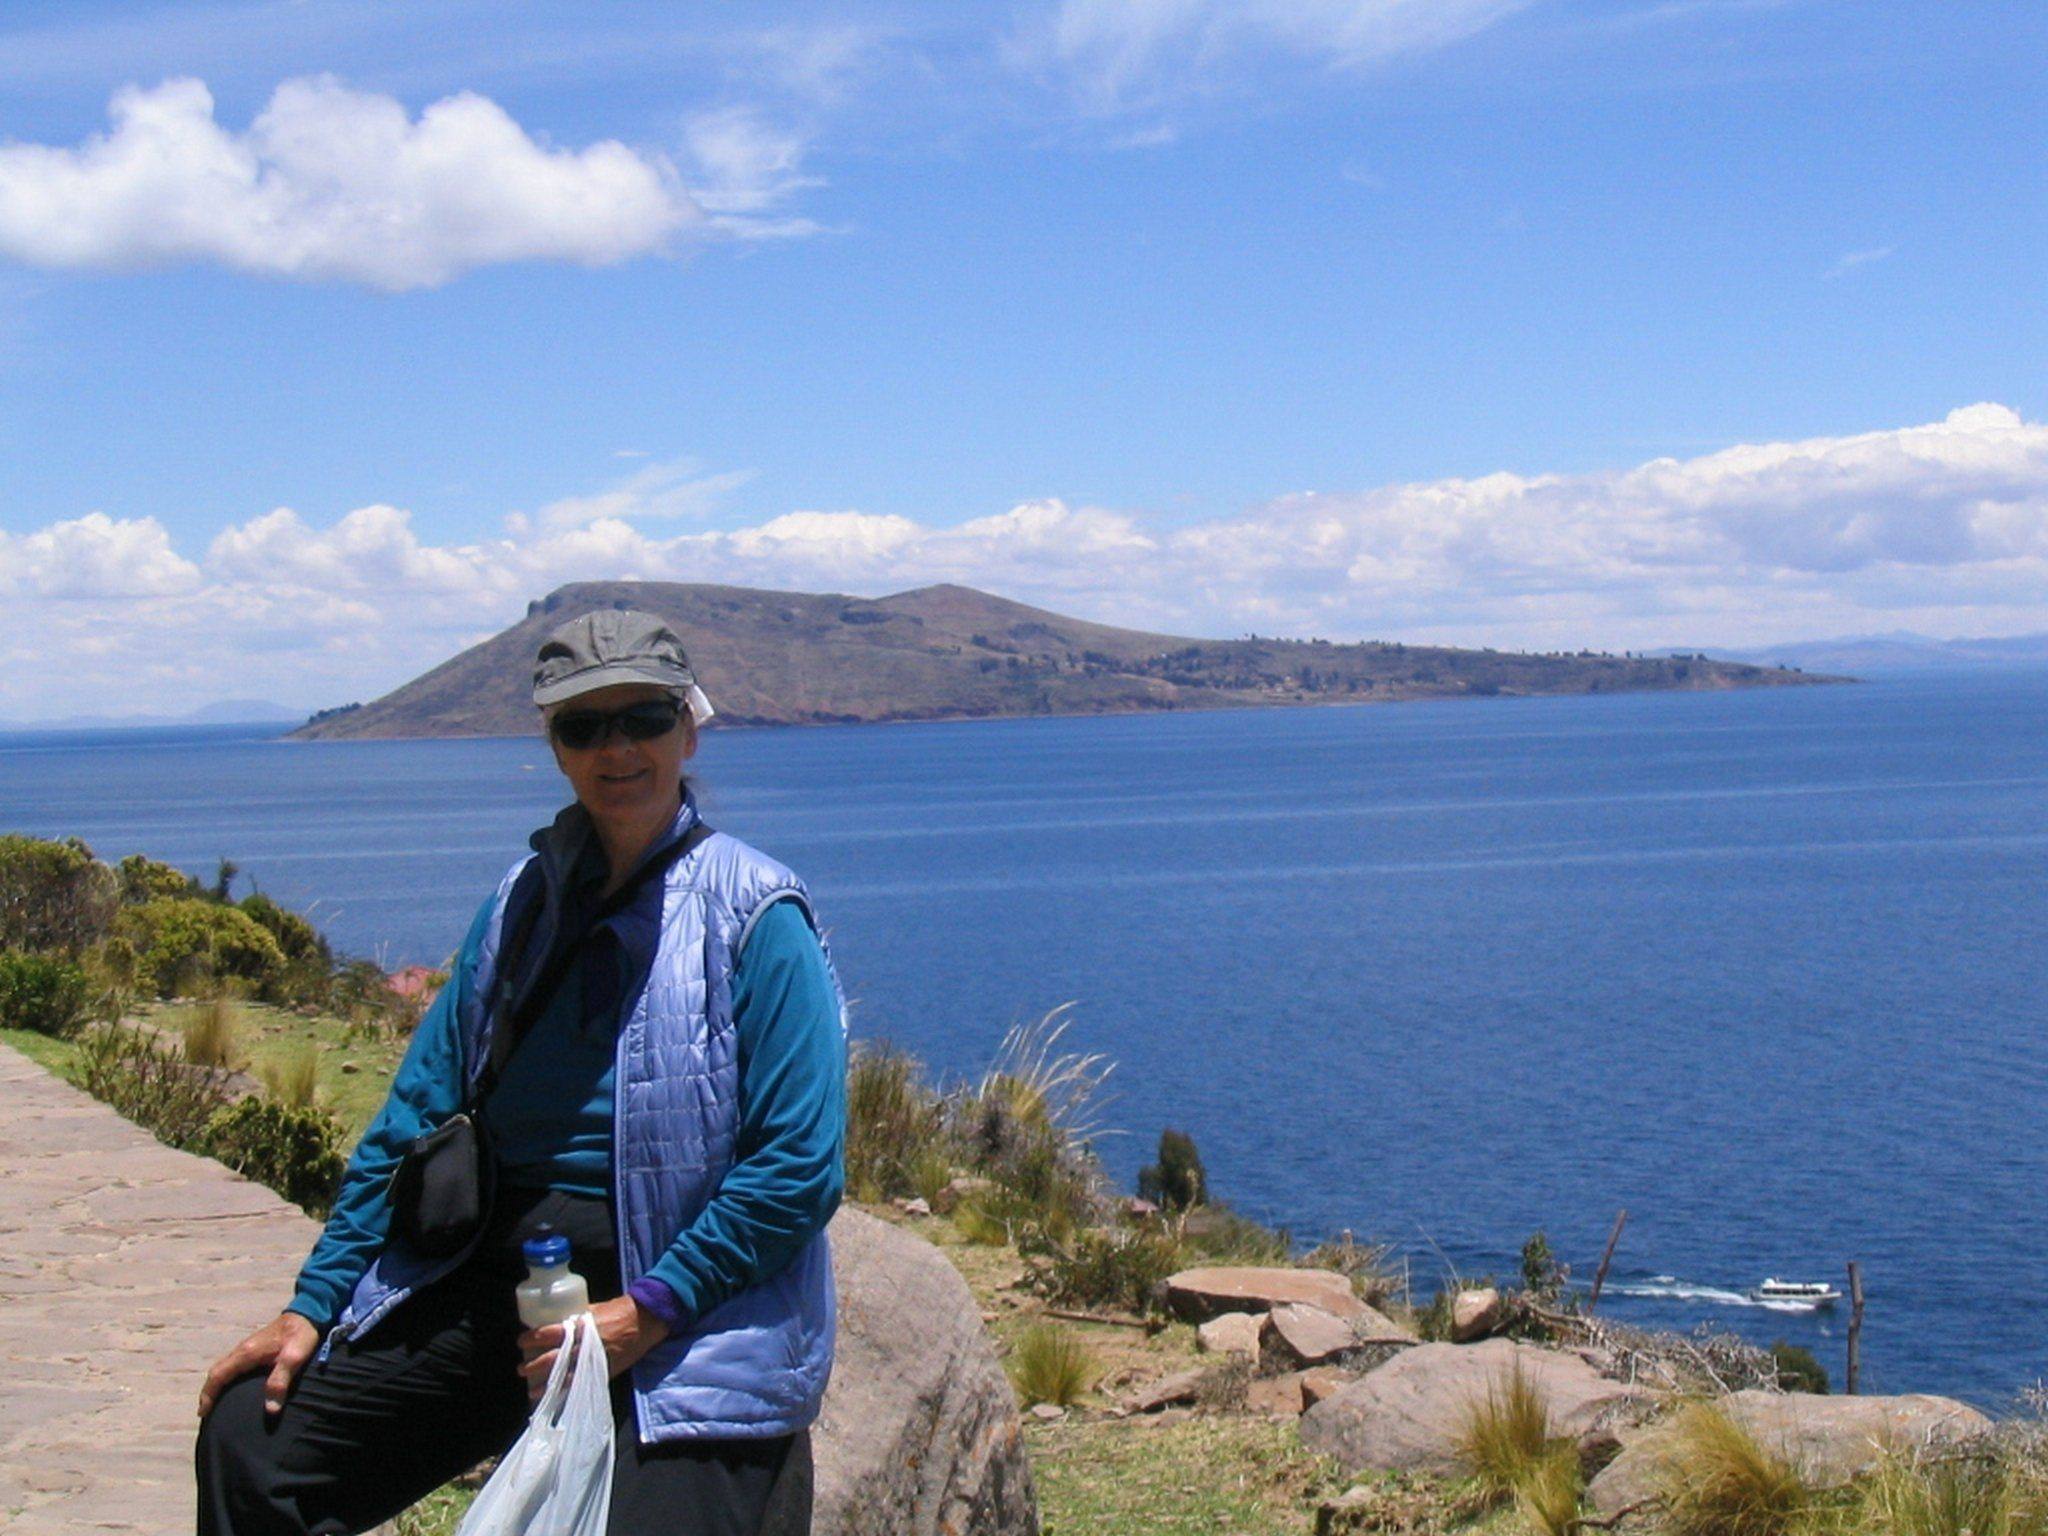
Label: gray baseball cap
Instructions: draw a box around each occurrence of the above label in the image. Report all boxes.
[531,608,716,724]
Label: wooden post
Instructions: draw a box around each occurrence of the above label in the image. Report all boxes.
[1846,1261,1865,1395]
[1588,1209,1628,1311]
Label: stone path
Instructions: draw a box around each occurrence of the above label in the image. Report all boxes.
[0,1039,322,1534]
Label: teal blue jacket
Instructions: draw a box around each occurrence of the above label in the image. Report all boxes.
[287,868,846,1335]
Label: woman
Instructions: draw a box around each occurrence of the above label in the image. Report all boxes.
[195,609,849,1536]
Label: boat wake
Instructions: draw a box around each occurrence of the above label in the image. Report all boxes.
[1613,1275,1823,1313]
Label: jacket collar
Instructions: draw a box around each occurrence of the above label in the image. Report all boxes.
[492,786,700,1052]
[527,785,700,900]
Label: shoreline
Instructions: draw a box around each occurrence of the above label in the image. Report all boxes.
[283,669,1852,745]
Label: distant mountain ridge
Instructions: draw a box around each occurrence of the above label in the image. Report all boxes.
[292,581,1837,740]
[2,700,302,732]
[1686,632,2048,675]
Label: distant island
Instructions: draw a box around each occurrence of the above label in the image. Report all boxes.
[291,580,1840,740]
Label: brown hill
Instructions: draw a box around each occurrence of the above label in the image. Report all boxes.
[290,580,1834,740]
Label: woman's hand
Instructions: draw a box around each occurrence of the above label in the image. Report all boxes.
[517,1296,670,1403]
[197,1312,321,1420]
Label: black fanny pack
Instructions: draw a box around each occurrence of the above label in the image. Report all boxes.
[389,1111,497,1259]
[387,817,716,1260]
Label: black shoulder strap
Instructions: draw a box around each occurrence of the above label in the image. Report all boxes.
[473,819,715,1109]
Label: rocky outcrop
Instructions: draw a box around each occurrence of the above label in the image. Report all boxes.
[1299,1339,1663,1476]
[1450,1288,1503,1343]
[1164,1266,1378,1325]
[1197,1312,1265,1357]
[1300,1368,1353,1410]
[813,1208,1038,1536]
[1119,1368,1210,1415]
[1270,1303,1364,1367]
[1587,1391,1994,1515]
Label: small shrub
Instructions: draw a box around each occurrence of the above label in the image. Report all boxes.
[178,997,243,1071]
[1521,1231,1567,1302]
[0,950,89,1036]
[329,958,412,1032]
[845,1044,950,1203]
[205,1096,348,1216]
[116,853,199,905]
[1514,1443,1587,1536]
[1413,1288,1459,1342]
[1652,1400,1811,1536]
[74,1022,231,1151]
[1007,1322,1094,1407]
[1136,1127,1207,1210]
[1193,1354,1252,1411]
[117,897,287,998]
[87,935,140,1015]
[239,893,331,968]
[0,834,117,954]
[1853,1451,2048,1536]
[974,1003,1115,1149]
[952,1196,1012,1246]
[1030,1221,1185,1314]
[1456,1363,1562,1504]
[260,1043,321,1109]
[1770,1341,1830,1395]
[1176,1201,1292,1265]
[940,1006,1114,1245]
[908,1144,957,1206]
[1301,1230,1402,1308]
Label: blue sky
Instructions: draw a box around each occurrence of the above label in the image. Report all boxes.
[0,0,2043,717]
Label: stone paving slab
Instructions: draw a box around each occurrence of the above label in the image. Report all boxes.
[0,1041,323,1535]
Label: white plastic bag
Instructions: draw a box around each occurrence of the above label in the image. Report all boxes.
[456,1311,615,1536]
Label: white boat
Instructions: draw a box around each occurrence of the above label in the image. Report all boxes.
[1752,1278,1842,1307]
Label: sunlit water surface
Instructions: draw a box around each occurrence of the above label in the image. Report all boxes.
[5,670,2043,1403]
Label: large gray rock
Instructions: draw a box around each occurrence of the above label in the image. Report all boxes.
[1587,1391,1994,1515]
[1299,1338,1662,1476]
[813,1208,1038,1536]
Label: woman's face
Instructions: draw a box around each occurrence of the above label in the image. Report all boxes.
[547,682,697,827]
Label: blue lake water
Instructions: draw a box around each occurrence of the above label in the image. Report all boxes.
[3,673,2044,1405]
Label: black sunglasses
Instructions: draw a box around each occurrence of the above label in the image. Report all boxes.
[549,699,683,751]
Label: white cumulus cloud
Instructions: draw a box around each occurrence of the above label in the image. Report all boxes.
[0,512,199,598]
[6,404,2048,718]
[0,76,704,289]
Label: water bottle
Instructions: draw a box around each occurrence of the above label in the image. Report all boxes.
[515,1226,591,1328]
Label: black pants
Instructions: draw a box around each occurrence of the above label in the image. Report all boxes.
[195,1187,811,1535]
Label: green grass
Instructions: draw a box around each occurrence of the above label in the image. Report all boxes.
[1455,1362,1565,1505]
[1840,1452,2048,1536]
[134,998,411,1136]
[1513,1446,1586,1536]
[1653,1400,1813,1536]
[390,1482,478,1535]
[7,1003,405,1136]
[1008,1322,1095,1408]
[259,1042,322,1109]
[0,1024,82,1077]
[1027,1414,1342,1536]
[175,996,242,1069]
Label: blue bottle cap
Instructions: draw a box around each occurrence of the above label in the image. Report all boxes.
[522,1233,570,1269]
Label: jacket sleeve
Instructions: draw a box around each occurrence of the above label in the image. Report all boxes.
[630,895,847,1331]
[284,894,496,1330]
